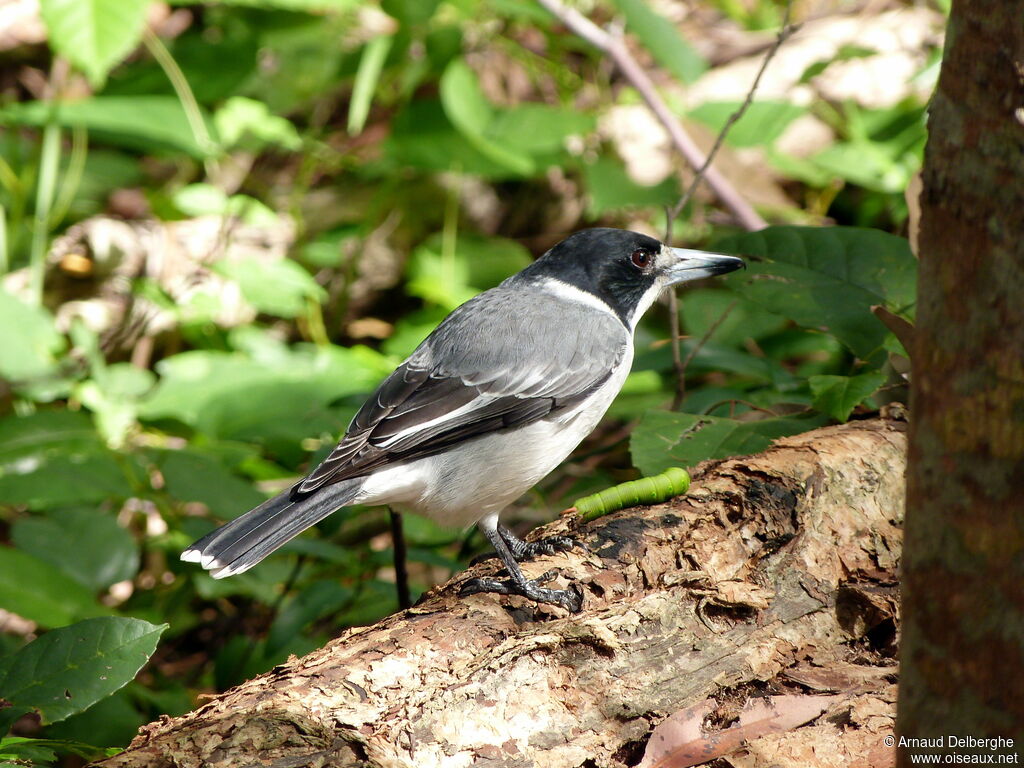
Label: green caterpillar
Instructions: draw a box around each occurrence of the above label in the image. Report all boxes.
[573,467,691,521]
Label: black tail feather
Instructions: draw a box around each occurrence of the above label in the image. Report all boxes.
[181,479,361,577]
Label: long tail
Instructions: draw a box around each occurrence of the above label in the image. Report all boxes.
[180,479,362,578]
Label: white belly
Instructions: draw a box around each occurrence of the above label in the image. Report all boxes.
[354,351,632,528]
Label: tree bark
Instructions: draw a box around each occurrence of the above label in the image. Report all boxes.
[896,0,1024,760]
[100,418,906,768]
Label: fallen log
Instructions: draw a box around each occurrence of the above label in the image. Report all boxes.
[100,417,906,768]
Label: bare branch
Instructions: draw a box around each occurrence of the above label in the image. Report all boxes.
[537,0,767,231]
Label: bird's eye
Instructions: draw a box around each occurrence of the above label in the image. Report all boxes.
[631,249,652,269]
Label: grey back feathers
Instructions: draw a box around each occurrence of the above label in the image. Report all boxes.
[297,284,628,494]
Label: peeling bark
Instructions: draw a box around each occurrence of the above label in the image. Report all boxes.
[99,418,906,768]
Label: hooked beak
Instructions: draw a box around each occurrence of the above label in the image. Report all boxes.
[665,247,745,285]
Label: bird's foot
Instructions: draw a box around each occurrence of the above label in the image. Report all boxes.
[498,526,586,561]
[460,570,584,613]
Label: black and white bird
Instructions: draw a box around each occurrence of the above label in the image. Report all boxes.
[182,228,744,612]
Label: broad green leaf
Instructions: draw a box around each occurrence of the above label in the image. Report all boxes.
[103,31,259,104]
[439,59,492,136]
[0,289,65,383]
[810,141,915,194]
[610,0,706,84]
[75,362,156,448]
[137,346,391,440]
[382,0,442,26]
[717,226,917,360]
[264,581,353,655]
[215,256,326,318]
[42,688,146,749]
[12,509,139,592]
[2,96,214,157]
[486,104,595,155]
[153,449,266,519]
[0,448,133,510]
[680,288,788,348]
[809,371,886,422]
[39,0,150,87]
[583,156,680,216]
[0,547,104,627]
[385,99,520,178]
[0,411,98,465]
[348,36,394,135]
[215,96,301,151]
[171,184,277,226]
[406,234,530,310]
[207,0,359,8]
[689,101,806,148]
[439,60,534,175]
[631,411,828,475]
[0,737,120,762]
[0,617,166,725]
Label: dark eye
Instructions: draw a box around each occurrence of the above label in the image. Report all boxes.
[631,248,652,269]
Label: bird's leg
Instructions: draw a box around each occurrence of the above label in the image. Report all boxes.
[388,507,411,610]
[497,525,583,560]
[461,522,583,613]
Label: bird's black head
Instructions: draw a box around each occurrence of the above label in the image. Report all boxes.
[519,228,745,328]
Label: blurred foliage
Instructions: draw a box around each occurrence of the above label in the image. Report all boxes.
[0,0,937,761]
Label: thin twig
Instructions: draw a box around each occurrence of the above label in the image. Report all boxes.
[672,299,737,409]
[667,2,794,226]
[664,2,794,408]
[537,0,766,231]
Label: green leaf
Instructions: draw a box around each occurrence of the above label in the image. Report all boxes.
[717,226,917,360]
[0,448,133,510]
[688,101,805,148]
[385,99,519,178]
[0,289,65,383]
[208,0,358,8]
[631,411,828,475]
[12,509,139,592]
[0,547,104,628]
[2,96,214,157]
[809,371,886,422]
[582,156,680,216]
[679,288,788,348]
[439,59,534,175]
[405,233,530,310]
[0,617,166,725]
[137,346,391,440]
[486,104,595,155]
[348,36,394,135]
[610,0,706,83]
[382,0,441,26]
[0,412,98,464]
[39,0,151,87]
[0,737,120,763]
[264,581,352,656]
[214,97,301,152]
[215,256,326,318]
[75,363,157,448]
[152,449,266,519]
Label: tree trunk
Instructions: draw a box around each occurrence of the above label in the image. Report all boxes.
[98,418,906,768]
[896,0,1024,761]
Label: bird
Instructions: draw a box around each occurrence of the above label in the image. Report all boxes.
[181,228,744,613]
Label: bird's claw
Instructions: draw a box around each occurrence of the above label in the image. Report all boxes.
[460,571,583,613]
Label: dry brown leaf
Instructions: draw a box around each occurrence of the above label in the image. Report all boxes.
[640,694,840,768]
